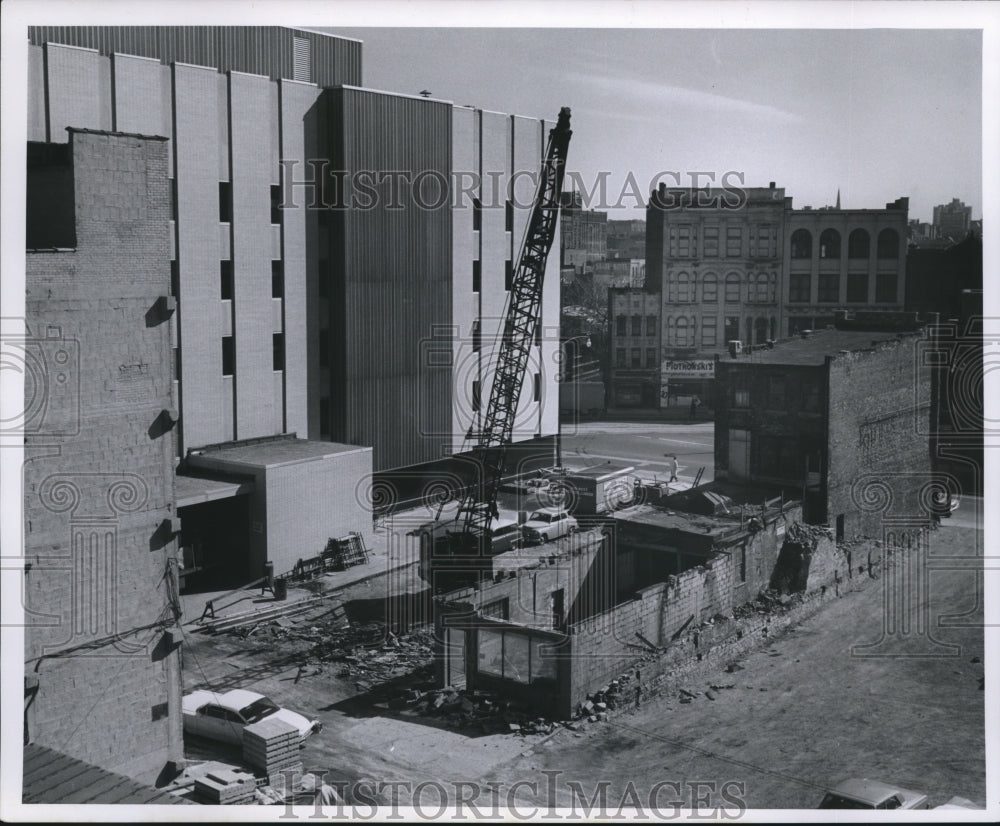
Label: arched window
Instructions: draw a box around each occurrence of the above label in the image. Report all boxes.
[676,317,690,347]
[702,273,718,303]
[819,229,841,259]
[725,272,741,303]
[677,272,691,303]
[848,229,870,258]
[755,317,768,344]
[790,229,812,259]
[877,229,899,259]
[665,316,675,346]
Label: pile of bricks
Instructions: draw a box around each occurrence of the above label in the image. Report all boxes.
[243,718,303,785]
[194,767,260,805]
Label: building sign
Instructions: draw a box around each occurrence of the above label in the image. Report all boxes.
[660,359,715,379]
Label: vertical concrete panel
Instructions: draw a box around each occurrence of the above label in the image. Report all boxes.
[112,54,165,136]
[28,45,47,141]
[174,63,224,448]
[278,82,323,439]
[161,64,174,178]
[230,71,279,439]
[217,73,230,181]
[97,54,113,130]
[479,111,511,420]
[539,116,561,441]
[45,43,103,141]
[511,115,544,444]
[451,106,478,451]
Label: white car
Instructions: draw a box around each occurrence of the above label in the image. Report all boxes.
[818,778,929,810]
[522,508,578,544]
[182,689,321,746]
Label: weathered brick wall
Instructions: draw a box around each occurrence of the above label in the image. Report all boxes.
[827,335,932,537]
[23,130,181,784]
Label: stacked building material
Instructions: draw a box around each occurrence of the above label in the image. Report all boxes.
[193,767,259,805]
[243,718,302,784]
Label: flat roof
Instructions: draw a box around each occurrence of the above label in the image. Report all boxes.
[613,503,743,540]
[187,436,369,471]
[722,329,916,367]
[175,470,254,508]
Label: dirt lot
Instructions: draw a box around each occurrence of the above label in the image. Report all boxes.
[180,520,985,811]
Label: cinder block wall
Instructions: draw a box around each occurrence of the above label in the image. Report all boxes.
[263,448,373,576]
[23,130,181,784]
[827,336,932,537]
[567,513,790,710]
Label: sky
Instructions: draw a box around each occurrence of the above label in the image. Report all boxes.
[327,27,983,223]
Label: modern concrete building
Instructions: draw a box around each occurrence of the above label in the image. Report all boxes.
[27,26,562,581]
[713,312,934,536]
[24,129,183,785]
[784,198,909,335]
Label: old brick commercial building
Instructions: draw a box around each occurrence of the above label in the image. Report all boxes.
[24,130,183,785]
[713,312,935,537]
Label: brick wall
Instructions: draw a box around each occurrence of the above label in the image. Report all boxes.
[827,335,933,537]
[23,130,181,784]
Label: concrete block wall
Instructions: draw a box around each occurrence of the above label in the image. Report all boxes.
[23,131,181,784]
[827,335,933,537]
[454,531,612,628]
[263,448,373,577]
[566,514,789,710]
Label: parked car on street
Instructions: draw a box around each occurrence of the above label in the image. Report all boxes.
[487,517,523,553]
[521,508,578,544]
[817,778,929,810]
[182,689,321,746]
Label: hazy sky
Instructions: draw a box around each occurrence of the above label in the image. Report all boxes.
[328,27,982,223]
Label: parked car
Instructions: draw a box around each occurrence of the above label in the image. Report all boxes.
[182,689,321,746]
[521,508,578,544]
[487,517,524,554]
[817,778,929,810]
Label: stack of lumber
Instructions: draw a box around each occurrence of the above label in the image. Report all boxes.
[193,767,259,804]
[243,718,302,785]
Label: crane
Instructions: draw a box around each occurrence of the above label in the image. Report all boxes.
[440,107,573,570]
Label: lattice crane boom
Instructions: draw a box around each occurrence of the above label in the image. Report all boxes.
[455,107,573,541]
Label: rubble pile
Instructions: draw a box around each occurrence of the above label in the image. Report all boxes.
[371,685,564,735]
[228,616,436,687]
[732,589,803,619]
[784,521,833,546]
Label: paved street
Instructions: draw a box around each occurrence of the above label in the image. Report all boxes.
[559,421,715,485]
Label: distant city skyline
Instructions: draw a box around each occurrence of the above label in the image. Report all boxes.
[327,27,982,223]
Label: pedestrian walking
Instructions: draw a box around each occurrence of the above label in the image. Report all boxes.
[665,454,678,482]
[689,395,701,421]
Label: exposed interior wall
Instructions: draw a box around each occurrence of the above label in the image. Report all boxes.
[826,335,933,537]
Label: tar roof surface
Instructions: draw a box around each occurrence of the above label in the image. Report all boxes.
[722,329,917,366]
